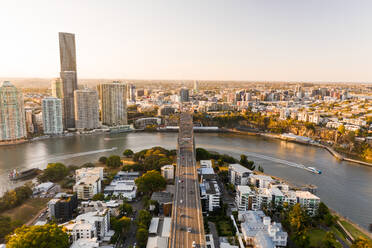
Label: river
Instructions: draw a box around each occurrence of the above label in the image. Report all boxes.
[0,132,371,230]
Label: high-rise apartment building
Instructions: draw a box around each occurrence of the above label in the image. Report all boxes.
[0,81,27,142]
[127,83,136,102]
[59,32,77,72]
[98,82,127,126]
[51,78,63,98]
[194,80,199,93]
[59,32,78,129]
[179,87,189,102]
[42,97,63,134]
[74,89,100,130]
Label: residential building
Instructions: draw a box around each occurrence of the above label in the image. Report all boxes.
[75,167,104,181]
[48,193,78,221]
[74,175,101,200]
[0,81,27,142]
[127,83,136,102]
[104,179,137,200]
[228,164,252,186]
[25,108,35,134]
[74,88,100,130]
[249,174,274,188]
[179,87,189,102]
[239,210,287,248]
[151,191,173,216]
[51,78,63,98]
[161,165,174,181]
[60,70,78,129]
[98,81,127,126]
[134,117,161,129]
[235,185,255,211]
[200,180,221,212]
[74,209,112,241]
[146,217,171,248]
[42,97,63,134]
[59,32,78,129]
[295,191,320,216]
[158,105,175,116]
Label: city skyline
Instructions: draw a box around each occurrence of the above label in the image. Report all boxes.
[0,0,371,82]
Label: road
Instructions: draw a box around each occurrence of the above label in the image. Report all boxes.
[169,112,205,248]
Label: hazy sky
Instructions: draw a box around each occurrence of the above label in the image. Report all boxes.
[0,0,371,82]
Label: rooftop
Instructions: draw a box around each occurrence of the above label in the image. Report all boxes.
[229,163,252,174]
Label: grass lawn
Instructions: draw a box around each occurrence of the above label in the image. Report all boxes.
[308,228,327,247]
[339,220,372,241]
[330,225,348,244]
[218,220,234,236]
[2,198,50,225]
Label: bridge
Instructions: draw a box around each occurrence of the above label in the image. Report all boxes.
[168,112,205,248]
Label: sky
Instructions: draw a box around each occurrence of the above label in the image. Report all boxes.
[0,0,371,82]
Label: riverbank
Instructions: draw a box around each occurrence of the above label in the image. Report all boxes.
[225,128,372,168]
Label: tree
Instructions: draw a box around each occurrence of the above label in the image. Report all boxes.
[38,163,69,182]
[258,165,264,173]
[240,154,255,170]
[289,204,310,234]
[99,156,107,164]
[351,237,372,248]
[137,210,152,228]
[119,202,133,216]
[106,155,122,168]
[136,227,149,248]
[6,224,69,248]
[135,170,166,194]
[196,148,210,161]
[291,231,310,248]
[338,125,346,135]
[92,193,105,201]
[0,216,20,242]
[323,231,342,248]
[123,149,134,157]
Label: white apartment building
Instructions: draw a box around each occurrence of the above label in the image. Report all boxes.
[42,97,63,134]
[62,209,113,244]
[161,165,174,180]
[200,180,221,212]
[200,160,213,168]
[239,211,287,248]
[104,179,137,201]
[295,191,320,216]
[249,174,274,188]
[75,167,104,181]
[309,113,321,125]
[73,175,101,200]
[228,164,252,186]
[235,185,255,211]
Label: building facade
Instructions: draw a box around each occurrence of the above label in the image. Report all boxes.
[228,164,252,186]
[0,81,27,142]
[98,82,127,126]
[59,32,78,129]
[74,89,100,130]
[179,88,189,102]
[51,78,63,98]
[42,97,63,134]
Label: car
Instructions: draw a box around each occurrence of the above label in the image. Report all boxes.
[192,241,196,247]
[187,227,192,233]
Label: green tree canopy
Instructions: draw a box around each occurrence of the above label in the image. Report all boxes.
[92,193,105,201]
[289,204,310,234]
[6,224,69,248]
[119,202,133,216]
[135,170,166,194]
[38,163,69,182]
[137,210,152,228]
[136,227,149,248]
[323,231,342,248]
[240,154,255,170]
[106,155,122,168]
[196,148,210,161]
[123,149,134,157]
[351,237,372,248]
[99,156,107,164]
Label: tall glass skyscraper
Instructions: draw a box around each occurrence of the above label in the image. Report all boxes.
[59,32,78,129]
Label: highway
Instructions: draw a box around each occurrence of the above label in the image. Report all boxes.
[169,112,205,248]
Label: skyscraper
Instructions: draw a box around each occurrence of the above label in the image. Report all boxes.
[193,80,199,93]
[59,32,78,129]
[42,97,63,135]
[127,83,136,102]
[59,32,77,72]
[0,81,27,142]
[51,78,63,98]
[179,87,189,102]
[74,89,100,130]
[98,82,127,126]
[60,71,78,128]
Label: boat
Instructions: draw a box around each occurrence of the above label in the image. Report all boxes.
[307,167,322,174]
[8,168,38,181]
